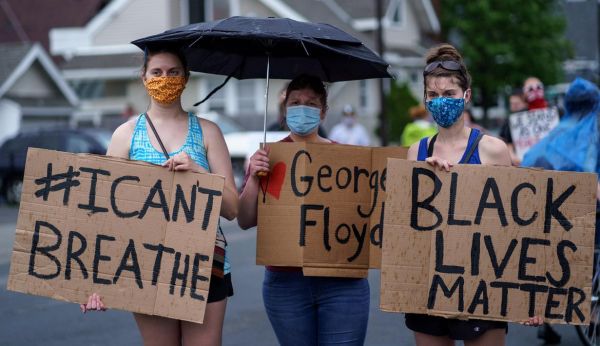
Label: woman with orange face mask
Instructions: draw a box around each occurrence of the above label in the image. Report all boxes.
[80,48,239,346]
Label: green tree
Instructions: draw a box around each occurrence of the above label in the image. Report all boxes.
[440,0,571,121]
[386,82,419,144]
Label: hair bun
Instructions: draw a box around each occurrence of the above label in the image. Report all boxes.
[425,43,464,64]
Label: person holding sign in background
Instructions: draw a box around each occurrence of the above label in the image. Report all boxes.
[238,74,370,346]
[80,47,239,346]
[499,89,528,166]
[405,43,542,346]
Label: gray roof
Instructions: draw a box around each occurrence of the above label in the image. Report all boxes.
[334,0,392,20]
[61,53,143,70]
[0,42,33,86]
[279,0,376,50]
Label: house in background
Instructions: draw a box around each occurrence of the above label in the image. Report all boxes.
[563,0,599,83]
[48,0,440,143]
[0,42,78,145]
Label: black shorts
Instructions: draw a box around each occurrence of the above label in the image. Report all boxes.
[405,313,508,340]
[207,273,234,303]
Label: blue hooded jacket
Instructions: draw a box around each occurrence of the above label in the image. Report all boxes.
[522,77,600,175]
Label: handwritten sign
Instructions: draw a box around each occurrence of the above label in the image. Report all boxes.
[509,108,559,160]
[256,142,407,278]
[381,159,596,324]
[7,148,224,323]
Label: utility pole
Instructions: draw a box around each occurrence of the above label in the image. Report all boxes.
[376,0,388,145]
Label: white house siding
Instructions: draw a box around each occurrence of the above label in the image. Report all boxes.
[240,1,279,18]
[6,62,62,99]
[384,1,421,51]
[93,0,174,46]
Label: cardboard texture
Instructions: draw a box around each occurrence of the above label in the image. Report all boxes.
[509,108,559,160]
[381,159,597,325]
[7,148,224,323]
[256,142,407,278]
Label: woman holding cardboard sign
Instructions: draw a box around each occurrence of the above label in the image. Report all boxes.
[405,43,542,346]
[238,74,370,346]
[80,47,238,346]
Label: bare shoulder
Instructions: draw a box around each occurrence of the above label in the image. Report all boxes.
[107,118,137,158]
[198,117,222,137]
[407,141,421,161]
[479,135,510,165]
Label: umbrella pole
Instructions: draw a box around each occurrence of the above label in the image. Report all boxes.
[263,55,270,146]
[256,55,270,178]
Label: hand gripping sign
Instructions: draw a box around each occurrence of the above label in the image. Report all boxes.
[7,149,224,323]
[256,142,406,278]
[381,159,597,325]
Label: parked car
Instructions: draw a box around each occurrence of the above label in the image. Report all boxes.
[201,112,288,189]
[0,128,111,204]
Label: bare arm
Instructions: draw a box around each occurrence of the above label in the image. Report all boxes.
[237,147,270,229]
[201,119,238,220]
[478,135,512,166]
[407,141,419,161]
[81,120,135,313]
[106,120,136,158]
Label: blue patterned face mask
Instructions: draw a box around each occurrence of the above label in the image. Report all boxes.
[426,92,466,128]
[286,105,321,135]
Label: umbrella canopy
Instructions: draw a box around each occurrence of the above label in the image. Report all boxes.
[131,16,392,82]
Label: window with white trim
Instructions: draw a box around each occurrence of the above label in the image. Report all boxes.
[388,0,405,26]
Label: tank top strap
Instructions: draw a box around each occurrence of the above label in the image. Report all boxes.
[459,128,483,164]
[417,137,430,161]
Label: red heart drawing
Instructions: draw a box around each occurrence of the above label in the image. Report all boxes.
[260,161,286,200]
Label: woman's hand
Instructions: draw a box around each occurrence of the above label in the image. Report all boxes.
[522,316,544,326]
[162,151,207,174]
[80,293,106,313]
[247,147,270,178]
[425,156,453,172]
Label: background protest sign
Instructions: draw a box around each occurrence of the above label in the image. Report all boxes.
[509,108,559,160]
[256,142,406,277]
[7,148,224,323]
[381,159,597,324]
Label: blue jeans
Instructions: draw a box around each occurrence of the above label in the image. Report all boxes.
[262,270,370,346]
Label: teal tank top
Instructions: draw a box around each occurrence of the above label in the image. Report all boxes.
[129,113,230,275]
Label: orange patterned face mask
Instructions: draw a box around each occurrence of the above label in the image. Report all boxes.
[143,76,186,104]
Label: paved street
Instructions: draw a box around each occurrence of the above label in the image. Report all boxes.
[0,205,584,345]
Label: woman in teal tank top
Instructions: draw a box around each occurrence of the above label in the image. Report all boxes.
[81,47,238,346]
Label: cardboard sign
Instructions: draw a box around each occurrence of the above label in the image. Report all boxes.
[256,142,406,278]
[380,159,597,324]
[7,148,224,323]
[509,108,559,160]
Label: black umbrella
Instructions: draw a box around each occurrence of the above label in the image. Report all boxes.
[132,16,392,143]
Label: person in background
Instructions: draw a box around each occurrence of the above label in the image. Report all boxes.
[238,74,370,346]
[523,76,548,110]
[80,47,239,346]
[400,104,437,147]
[522,77,600,345]
[329,104,370,145]
[499,89,529,166]
[404,43,542,346]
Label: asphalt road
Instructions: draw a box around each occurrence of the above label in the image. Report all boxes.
[0,205,584,345]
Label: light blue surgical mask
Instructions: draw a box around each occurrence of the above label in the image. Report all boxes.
[286,105,321,135]
[426,92,466,128]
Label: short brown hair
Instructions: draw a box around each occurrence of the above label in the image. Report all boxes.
[423,43,471,92]
[285,74,328,110]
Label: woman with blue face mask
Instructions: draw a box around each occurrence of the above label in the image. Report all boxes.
[238,74,370,346]
[405,44,543,346]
